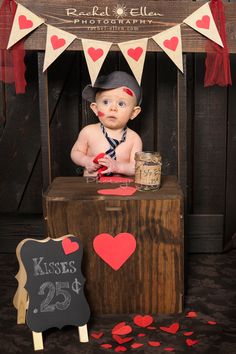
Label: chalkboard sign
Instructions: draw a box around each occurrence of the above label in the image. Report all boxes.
[20,236,90,333]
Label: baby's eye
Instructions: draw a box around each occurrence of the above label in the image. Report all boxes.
[117,101,126,108]
[102,99,111,105]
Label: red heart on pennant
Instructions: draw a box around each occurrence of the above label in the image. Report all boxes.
[51,35,66,50]
[133,315,153,328]
[127,47,143,61]
[114,345,127,352]
[93,233,136,270]
[18,15,33,30]
[113,335,133,344]
[112,322,133,335]
[62,238,79,255]
[88,47,104,62]
[148,341,161,347]
[196,15,210,30]
[91,331,104,339]
[186,339,199,347]
[160,322,179,334]
[131,343,144,349]
[97,186,137,196]
[163,36,179,51]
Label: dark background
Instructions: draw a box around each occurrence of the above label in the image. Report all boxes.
[0,50,236,253]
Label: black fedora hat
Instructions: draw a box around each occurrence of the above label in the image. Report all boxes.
[82,71,142,105]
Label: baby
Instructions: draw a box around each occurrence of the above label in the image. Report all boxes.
[71,71,143,177]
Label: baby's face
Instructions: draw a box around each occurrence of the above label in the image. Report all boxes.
[92,87,140,130]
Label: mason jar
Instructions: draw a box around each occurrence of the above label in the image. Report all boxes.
[134,151,162,191]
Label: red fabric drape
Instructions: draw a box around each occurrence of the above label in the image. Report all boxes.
[0,0,26,94]
[204,0,232,87]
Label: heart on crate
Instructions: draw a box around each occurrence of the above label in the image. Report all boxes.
[62,237,79,255]
[18,15,33,30]
[93,233,136,270]
[97,186,137,196]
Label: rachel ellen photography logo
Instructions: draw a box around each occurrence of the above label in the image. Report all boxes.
[65,4,164,31]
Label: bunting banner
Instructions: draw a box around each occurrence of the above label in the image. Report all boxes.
[5,1,226,85]
[183,2,223,47]
[7,3,45,49]
[82,39,113,85]
[118,38,148,84]
[43,25,77,71]
[152,25,183,73]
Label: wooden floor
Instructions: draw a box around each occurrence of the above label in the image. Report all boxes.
[0,250,235,353]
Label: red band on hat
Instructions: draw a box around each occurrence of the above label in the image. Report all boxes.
[123,88,134,97]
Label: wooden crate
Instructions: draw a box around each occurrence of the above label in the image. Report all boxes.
[43,176,184,314]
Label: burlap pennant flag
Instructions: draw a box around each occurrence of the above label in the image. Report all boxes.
[7,3,45,49]
[118,38,148,84]
[82,39,112,85]
[43,25,77,71]
[183,2,223,47]
[152,25,183,72]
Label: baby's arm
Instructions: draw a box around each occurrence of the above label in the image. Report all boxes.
[98,134,142,176]
[70,127,99,173]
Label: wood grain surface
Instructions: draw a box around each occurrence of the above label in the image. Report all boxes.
[43,176,184,314]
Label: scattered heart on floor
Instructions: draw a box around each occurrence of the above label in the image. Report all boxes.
[91,311,219,351]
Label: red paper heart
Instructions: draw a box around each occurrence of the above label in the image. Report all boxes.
[18,15,33,30]
[127,47,143,61]
[88,47,104,62]
[114,345,127,352]
[62,238,79,255]
[196,15,210,30]
[134,315,153,328]
[163,36,179,51]
[186,311,197,318]
[91,331,104,339]
[183,331,194,336]
[186,339,199,347]
[51,35,66,50]
[93,233,136,270]
[164,348,175,352]
[208,321,217,325]
[101,343,112,349]
[93,153,106,164]
[160,322,179,334]
[99,176,133,183]
[113,335,133,344]
[131,343,144,349]
[97,186,137,196]
[137,333,146,337]
[148,341,161,347]
[112,322,133,335]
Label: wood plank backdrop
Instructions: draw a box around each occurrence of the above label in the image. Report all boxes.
[0,0,236,252]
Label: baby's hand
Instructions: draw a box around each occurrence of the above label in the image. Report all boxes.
[84,157,100,173]
[98,155,118,174]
